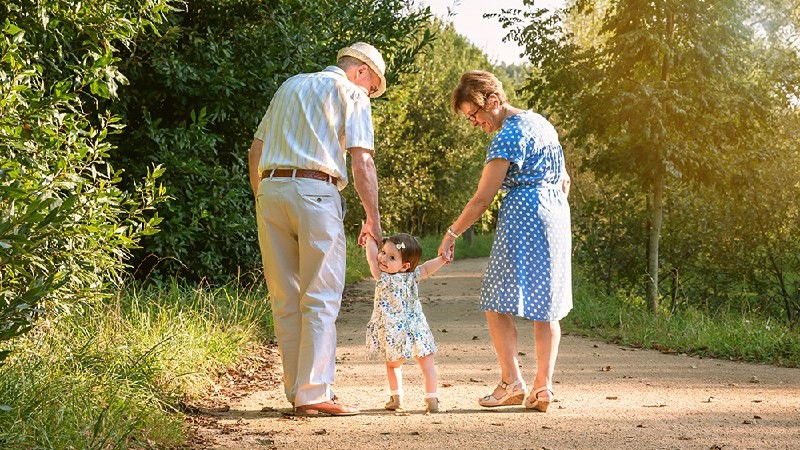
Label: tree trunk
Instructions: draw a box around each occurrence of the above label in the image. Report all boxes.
[645,11,674,317]
[646,173,664,316]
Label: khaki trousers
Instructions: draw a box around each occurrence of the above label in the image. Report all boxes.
[255,177,346,407]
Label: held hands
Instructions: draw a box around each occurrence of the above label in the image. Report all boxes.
[438,234,455,264]
[358,220,382,248]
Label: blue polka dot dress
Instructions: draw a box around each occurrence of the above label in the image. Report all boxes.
[480,110,572,322]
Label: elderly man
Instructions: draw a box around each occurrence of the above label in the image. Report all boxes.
[248,42,386,416]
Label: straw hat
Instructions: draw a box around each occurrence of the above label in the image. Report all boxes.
[337,42,387,98]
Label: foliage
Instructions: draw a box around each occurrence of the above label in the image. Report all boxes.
[108,0,435,281]
[498,0,800,322]
[0,0,168,359]
[658,109,800,322]
[0,280,271,449]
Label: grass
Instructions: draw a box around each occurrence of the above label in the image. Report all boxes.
[563,273,800,368]
[0,280,272,449]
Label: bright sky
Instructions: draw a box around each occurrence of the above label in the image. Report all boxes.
[417,0,566,65]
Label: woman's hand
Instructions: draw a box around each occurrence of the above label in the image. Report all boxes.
[438,234,456,263]
[561,173,571,197]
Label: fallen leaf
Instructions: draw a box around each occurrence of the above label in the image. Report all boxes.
[606,396,618,400]
[601,366,612,371]
[314,429,327,435]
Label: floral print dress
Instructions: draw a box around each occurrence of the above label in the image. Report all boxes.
[366,267,437,361]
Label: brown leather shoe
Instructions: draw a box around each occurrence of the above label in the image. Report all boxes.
[294,397,360,416]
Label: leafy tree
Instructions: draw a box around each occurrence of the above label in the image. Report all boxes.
[0,0,168,359]
[658,0,800,323]
[500,0,776,315]
[108,0,434,281]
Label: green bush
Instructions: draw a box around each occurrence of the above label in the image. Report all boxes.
[0,0,169,358]
[109,0,435,281]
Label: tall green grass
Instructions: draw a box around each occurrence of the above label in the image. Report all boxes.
[0,281,272,449]
[564,273,800,367]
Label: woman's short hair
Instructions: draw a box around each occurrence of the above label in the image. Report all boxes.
[451,70,507,113]
[384,233,422,271]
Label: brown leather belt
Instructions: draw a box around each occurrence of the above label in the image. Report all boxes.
[262,168,338,185]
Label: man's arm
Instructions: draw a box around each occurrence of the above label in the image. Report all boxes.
[248,138,264,197]
[350,147,382,245]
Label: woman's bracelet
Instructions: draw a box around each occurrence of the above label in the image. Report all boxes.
[446,227,459,239]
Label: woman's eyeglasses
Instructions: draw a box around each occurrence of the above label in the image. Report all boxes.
[466,106,481,124]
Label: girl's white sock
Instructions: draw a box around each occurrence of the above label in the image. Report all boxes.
[424,392,438,399]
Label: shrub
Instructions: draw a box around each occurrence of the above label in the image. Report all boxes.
[0,0,169,358]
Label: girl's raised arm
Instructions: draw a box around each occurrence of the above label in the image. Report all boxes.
[418,254,447,279]
[365,237,382,281]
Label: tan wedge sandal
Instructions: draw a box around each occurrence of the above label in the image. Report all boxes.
[478,380,526,407]
[524,386,554,412]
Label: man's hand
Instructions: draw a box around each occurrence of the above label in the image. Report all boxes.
[358,220,382,247]
[248,139,264,197]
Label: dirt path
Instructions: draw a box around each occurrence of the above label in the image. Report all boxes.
[194,258,800,449]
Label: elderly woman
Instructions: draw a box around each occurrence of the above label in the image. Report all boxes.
[439,70,572,412]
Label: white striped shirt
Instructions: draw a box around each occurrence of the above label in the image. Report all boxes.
[254,66,374,190]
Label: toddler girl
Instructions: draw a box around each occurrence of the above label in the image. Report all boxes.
[364,233,447,413]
